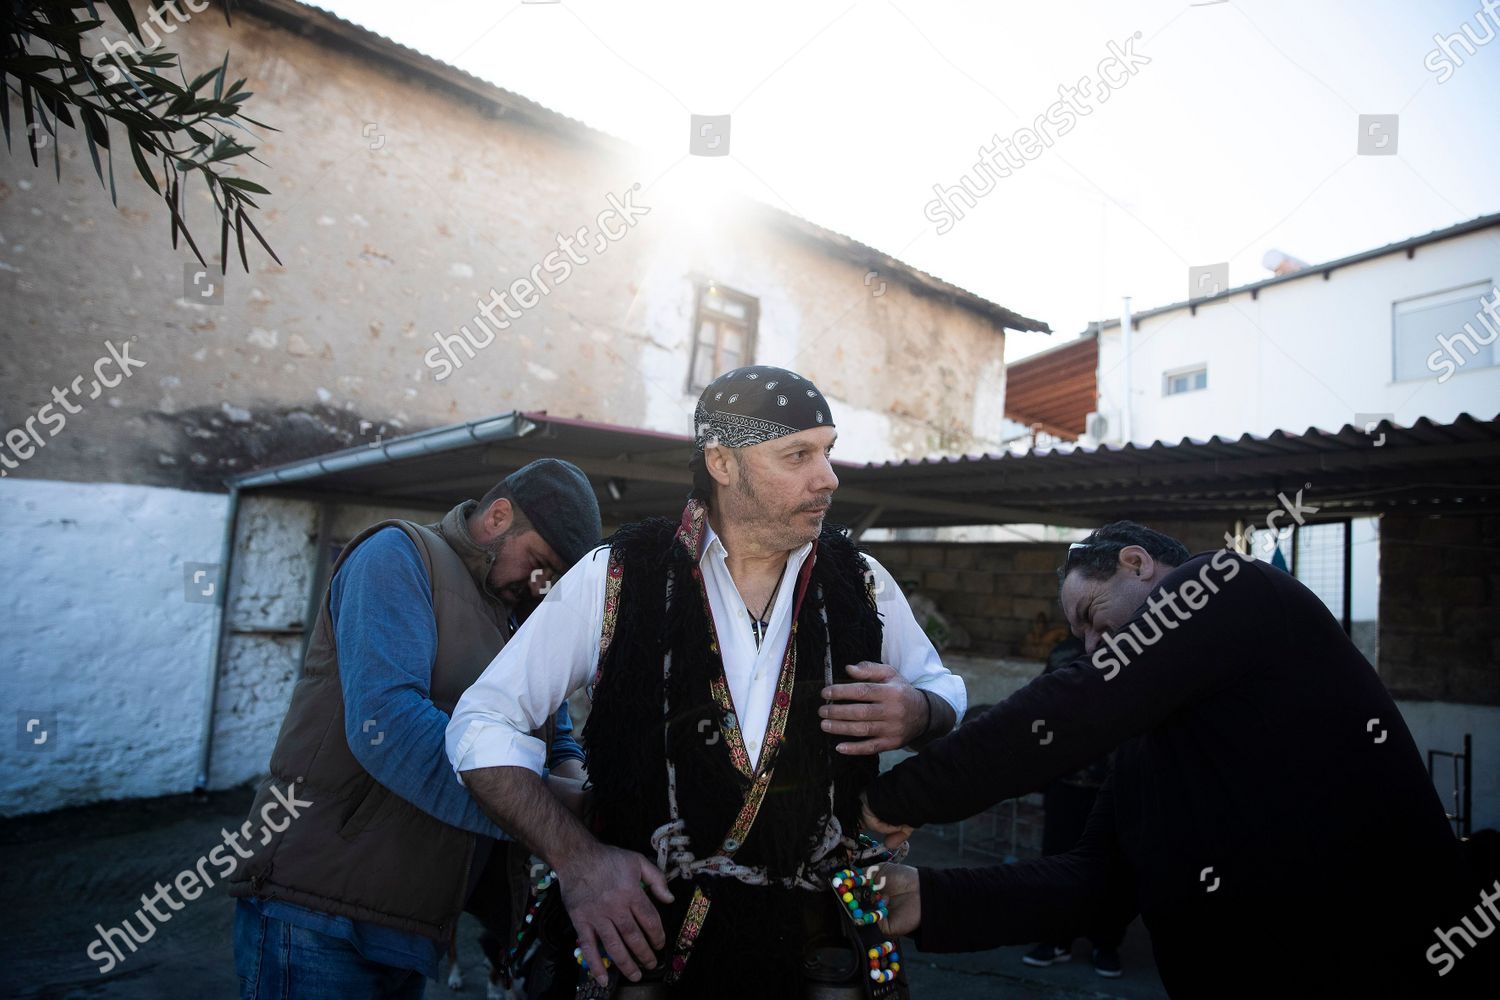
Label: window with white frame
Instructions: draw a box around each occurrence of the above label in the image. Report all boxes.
[1392,280,1496,383]
[1163,365,1208,396]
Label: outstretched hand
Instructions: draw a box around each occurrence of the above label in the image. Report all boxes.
[861,793,914,851]
[558,844,675,985]
[821,661,928,754]
[875,863,922,937]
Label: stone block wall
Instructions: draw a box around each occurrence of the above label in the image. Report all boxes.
[1378,513,1499,705]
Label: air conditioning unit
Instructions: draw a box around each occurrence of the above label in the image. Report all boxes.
[1083,410,1116,445]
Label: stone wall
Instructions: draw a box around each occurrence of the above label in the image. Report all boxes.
[1378,513,1499,706]
[863,541,1070,657]
[864,520,1229,657]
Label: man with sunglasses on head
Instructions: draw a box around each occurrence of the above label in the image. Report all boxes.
[864,520,1487,996]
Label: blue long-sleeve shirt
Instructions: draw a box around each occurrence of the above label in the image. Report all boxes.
[332,527,582,836]
[243,526,584,979]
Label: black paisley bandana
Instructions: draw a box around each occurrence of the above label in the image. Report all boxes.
[692,365,835,456]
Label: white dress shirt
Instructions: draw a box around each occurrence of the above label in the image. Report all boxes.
[446,524,967,778]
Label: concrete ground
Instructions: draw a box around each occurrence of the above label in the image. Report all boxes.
[0,787,1167,999]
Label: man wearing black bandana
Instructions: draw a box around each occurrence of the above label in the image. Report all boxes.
[447,366,966,997]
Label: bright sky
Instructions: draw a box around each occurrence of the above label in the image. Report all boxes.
[316,0,1500,361]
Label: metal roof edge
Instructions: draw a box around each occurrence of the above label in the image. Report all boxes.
[1084,212,1500,333]
[229,411,536,489]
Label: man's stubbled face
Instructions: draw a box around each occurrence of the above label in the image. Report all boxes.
[482,528,561,610]
[1059,545,1167,654]
[714,426,839,550]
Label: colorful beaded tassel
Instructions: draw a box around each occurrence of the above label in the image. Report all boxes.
[830,868,900,983]
[866,939,902,985]
[573,947,612,973]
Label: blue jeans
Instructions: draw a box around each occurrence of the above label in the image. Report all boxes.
[235,901,426,1000]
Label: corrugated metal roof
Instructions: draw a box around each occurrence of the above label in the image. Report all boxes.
[233,410,1500,530]
[842,412,1500,525]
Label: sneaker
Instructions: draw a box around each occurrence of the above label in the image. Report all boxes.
[1022,944,1072,967]
[1093,946,1123,978]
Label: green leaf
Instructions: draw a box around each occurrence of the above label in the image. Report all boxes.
[21,80,39,168]
[213,49,229,101]
[3,55,70,72]
[36,90,76,129]
[0,81,11,153]
[234,205,248,271]
[103,0,141,38]
[133,69,185,96]
[219,204,231,274]
[237,206,282,266]
[127,129,161,194]
[82,108,106,187]
[168,173,207,266]
[168,171,181,249]
[106,131,118,204]
[81,104,111,149]
[218,176,269,194]
[187,66,220,94]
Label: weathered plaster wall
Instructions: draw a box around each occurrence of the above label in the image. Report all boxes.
[0,479,226,816]
[208,496,456,793]
[0,7,1014,493]
[205,494,318,791]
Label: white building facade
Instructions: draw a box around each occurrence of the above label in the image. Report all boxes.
[1092,215,1500,448]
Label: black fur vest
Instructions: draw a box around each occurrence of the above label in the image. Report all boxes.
[585,515,882,884]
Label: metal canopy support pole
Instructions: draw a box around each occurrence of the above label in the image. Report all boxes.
[195,485,241,794]
[1341,517,1353,636]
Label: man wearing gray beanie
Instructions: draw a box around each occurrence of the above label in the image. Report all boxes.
[230,458,603,999]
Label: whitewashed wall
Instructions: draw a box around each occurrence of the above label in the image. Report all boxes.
[0,479,226,816]
[1096,229,1500,446]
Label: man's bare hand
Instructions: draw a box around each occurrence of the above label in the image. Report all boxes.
[861,793,914,850]
[821,661,927,754]
[558,844,674,985]
[875,863,922,937]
